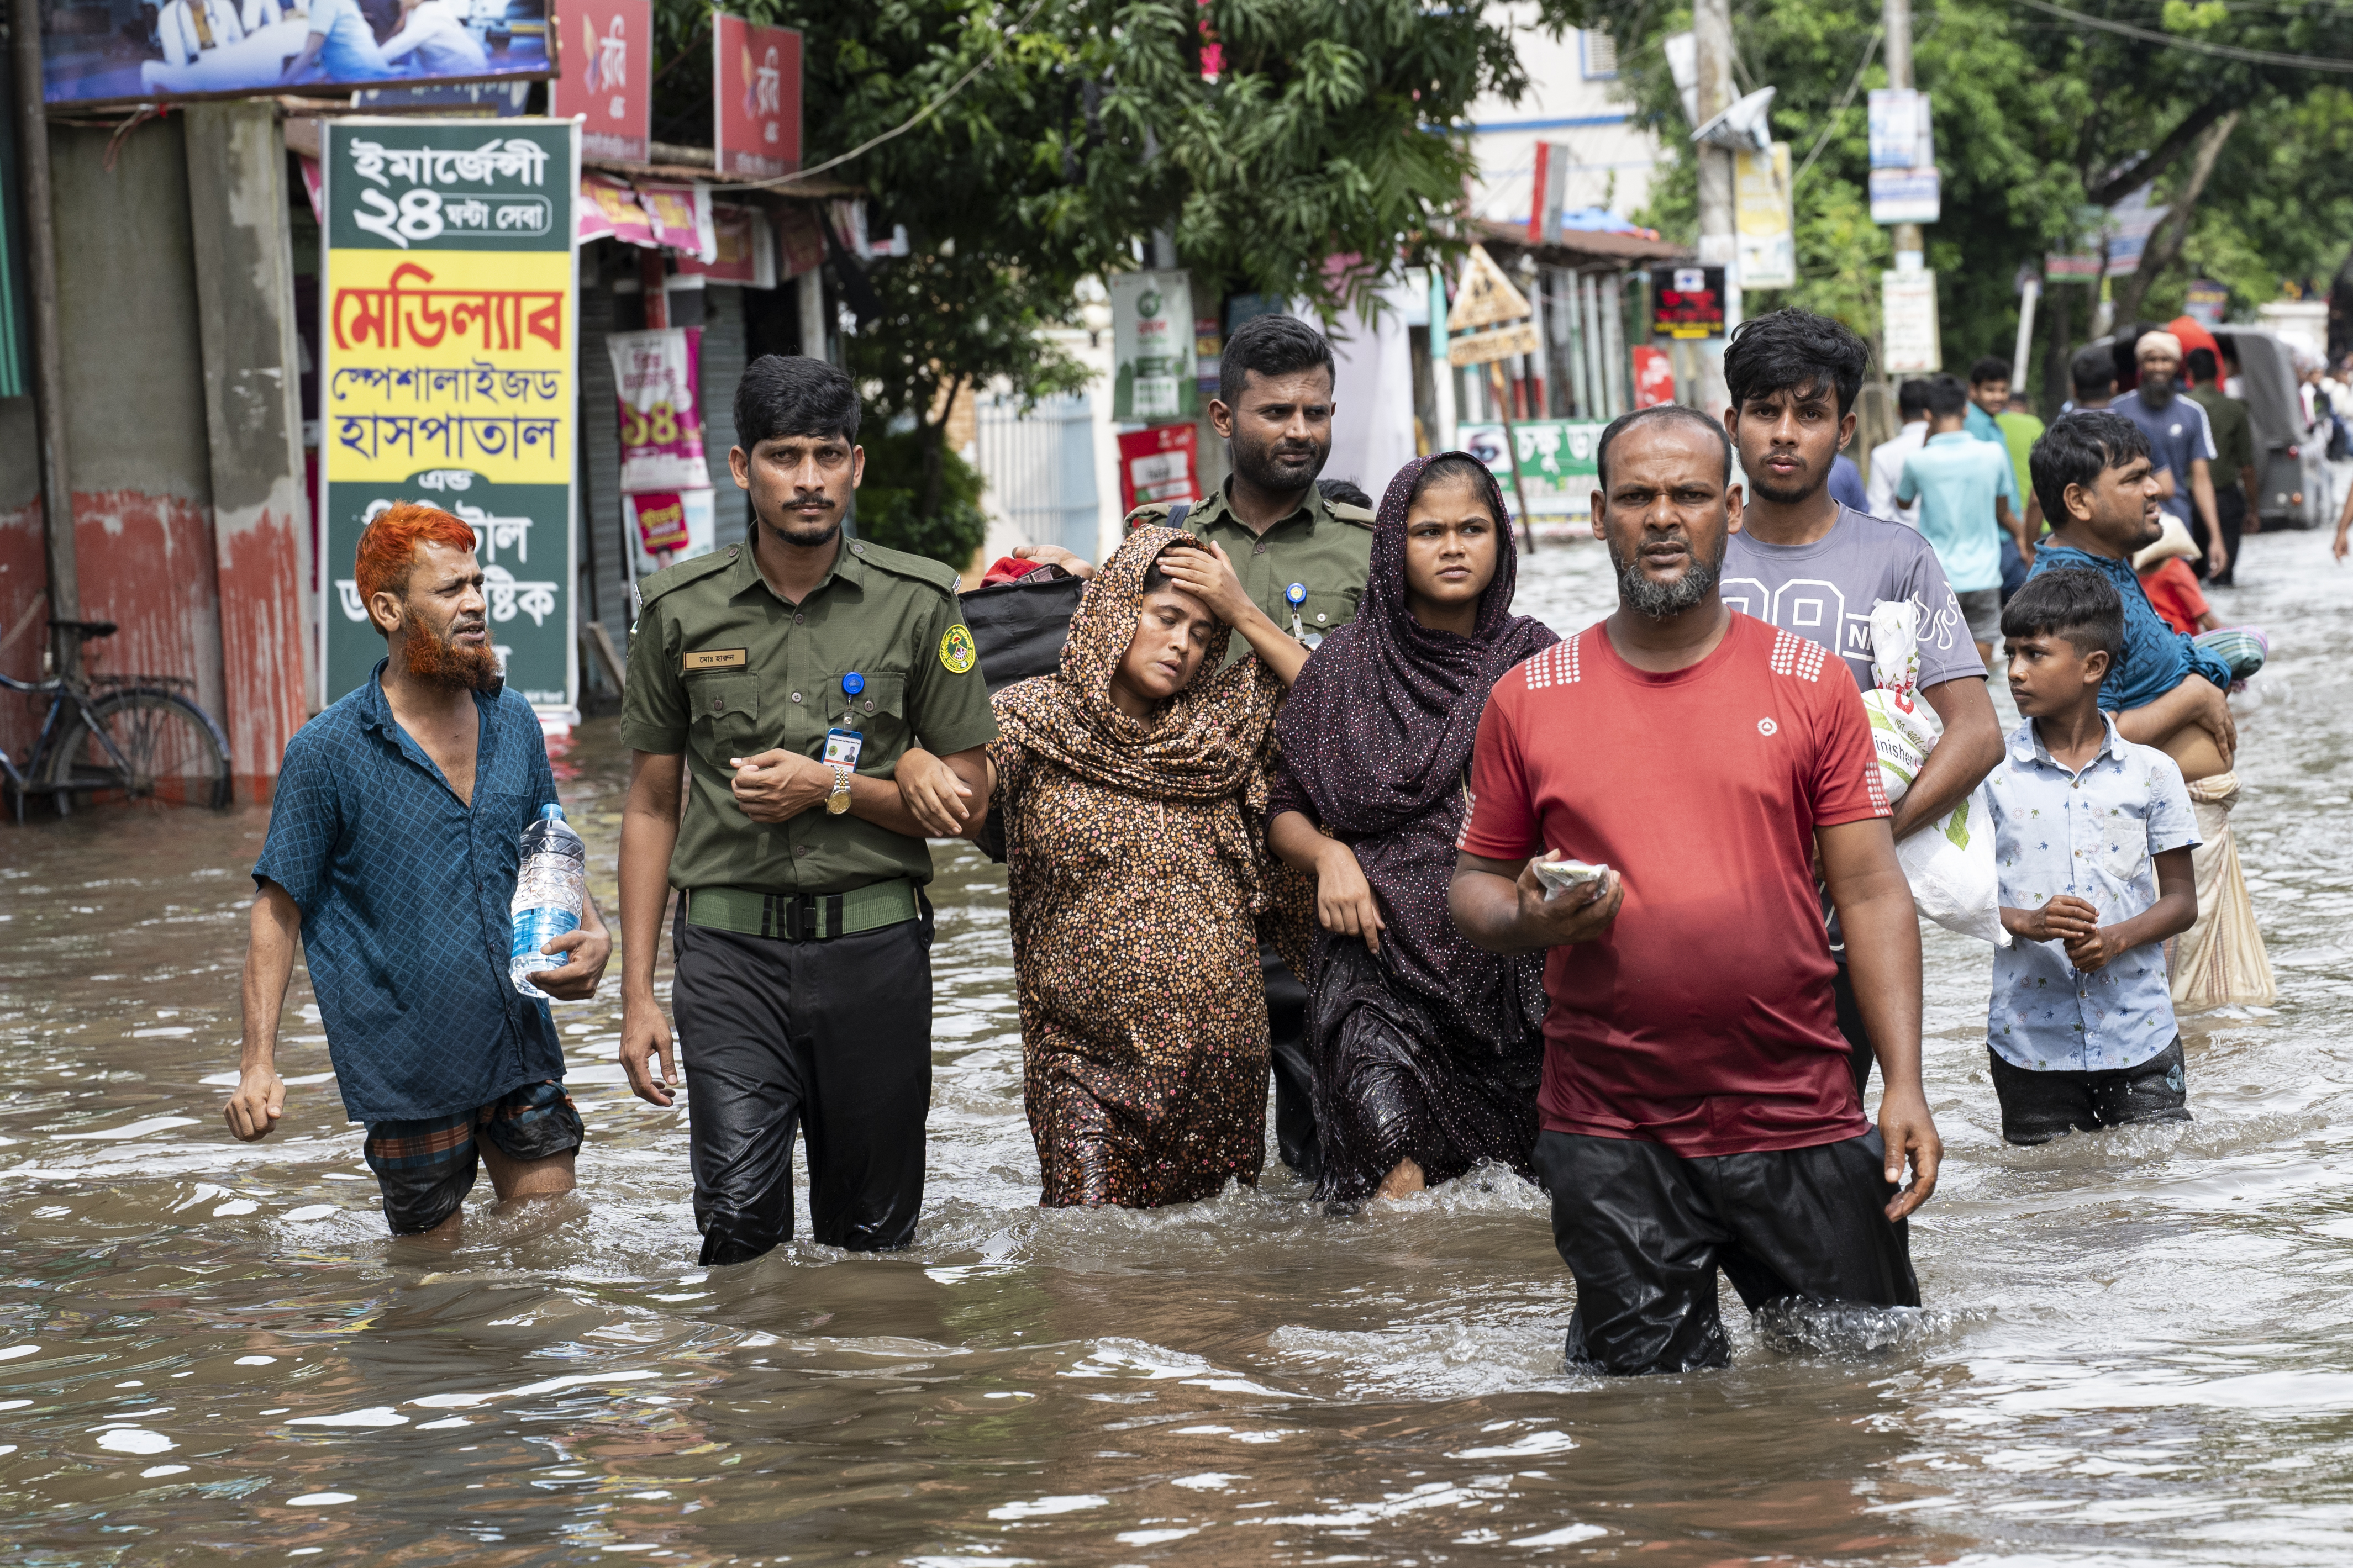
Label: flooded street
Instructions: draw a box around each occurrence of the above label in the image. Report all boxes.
[3,523,2349,1566]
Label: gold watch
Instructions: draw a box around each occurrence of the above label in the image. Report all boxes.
[825,763,853,814]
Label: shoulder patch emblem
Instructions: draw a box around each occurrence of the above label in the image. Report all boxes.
[939,622,978,674]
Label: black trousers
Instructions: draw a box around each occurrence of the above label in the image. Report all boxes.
[1988,1038,2191,1145]
[671,902,934,1266]
[2209,485,2247,586]
[1263,939,1319,1180]
[1533,1129,1918,1376]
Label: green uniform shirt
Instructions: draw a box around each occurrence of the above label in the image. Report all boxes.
[2189,386,2257,493]
[620,536,999,896]
[1126,478,1376,664]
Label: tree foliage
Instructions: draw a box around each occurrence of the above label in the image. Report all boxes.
[1588,0,2353,399]
[645,0,1586,556]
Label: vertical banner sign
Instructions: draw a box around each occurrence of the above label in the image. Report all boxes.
[1734,142,1797,290]
[1866,89,1941,226]
[714,14,804,179]
[551,0,652,165]
[319,119,580,716]
[1881,270,1942,374]
[1110,271,1198,421]
[1116,425,1201,514]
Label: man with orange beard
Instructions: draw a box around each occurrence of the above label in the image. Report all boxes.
[224,503,612,1240]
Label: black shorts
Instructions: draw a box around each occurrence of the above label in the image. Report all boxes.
[1533,1129,1918,1376]
[1987,1038,2191,1145]
[362,1079,582,1235]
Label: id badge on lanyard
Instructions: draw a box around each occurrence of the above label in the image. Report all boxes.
[826,669,866,768]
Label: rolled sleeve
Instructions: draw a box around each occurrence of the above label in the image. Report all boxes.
[618,604,688,754]
[906,592,1001,758]
[252,727,340,914]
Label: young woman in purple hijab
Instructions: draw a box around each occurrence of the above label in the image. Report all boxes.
[1267,453,1559,1204]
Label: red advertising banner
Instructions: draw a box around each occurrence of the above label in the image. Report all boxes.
[713,14,803,179]
[1116,424,1201,515]
[551,0,652,164]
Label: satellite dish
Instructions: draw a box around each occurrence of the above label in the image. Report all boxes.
[1692,86,1777,154]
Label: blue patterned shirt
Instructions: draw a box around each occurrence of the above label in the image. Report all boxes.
[254,661,565,1122]
[1985,715,2199,1071]
[2028,543,2233,711]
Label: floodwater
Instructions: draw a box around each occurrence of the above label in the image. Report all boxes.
[2,523,2349,1567]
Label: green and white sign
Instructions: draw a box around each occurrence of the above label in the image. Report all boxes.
[1110,270,1197,422]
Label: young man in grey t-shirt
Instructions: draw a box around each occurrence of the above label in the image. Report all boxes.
[1718,310,2007,1094]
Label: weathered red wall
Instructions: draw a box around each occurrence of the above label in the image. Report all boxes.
[214,509,307,796]
[0,493,223,781]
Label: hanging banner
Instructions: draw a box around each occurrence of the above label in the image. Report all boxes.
[1650,265,1727,340]
[1110,270,1198,421]
[637,182,718,262]
[1457,420,1610,518]
[1882,270,1942,374]
[578,173,657,248]
[1117,424,1201,514]
[1866,89,1941,225]
[608,328,710,492]
[551,0,653,164]
[626,490,718,579]
[42,0,553,107]
[1734,142,1797,291]
[675,205,776,286]
[713,13,804,179]
[318,118,579,717]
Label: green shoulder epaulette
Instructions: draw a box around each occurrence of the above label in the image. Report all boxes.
[634,545,738,612]
[1124,501,1175,530]
[1326,499,1377,528]
[844,537,961,596]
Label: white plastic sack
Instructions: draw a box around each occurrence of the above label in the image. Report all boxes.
[1859,600,2010,947]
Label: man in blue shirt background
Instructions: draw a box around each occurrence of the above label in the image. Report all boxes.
[225,503,611,1241]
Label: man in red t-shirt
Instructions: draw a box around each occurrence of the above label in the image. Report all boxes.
[1450,405,1942,1376]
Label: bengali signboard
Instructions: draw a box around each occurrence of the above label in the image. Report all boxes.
[550,0,652,163]
[1881,270,1942,374]
[1110,271,1199,421]
[1459,420,1610,518]
[714,13,804,179]
[41,0,554,107]
[318,119,579,716]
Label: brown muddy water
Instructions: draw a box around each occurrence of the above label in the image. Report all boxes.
[3,525,2350,1566]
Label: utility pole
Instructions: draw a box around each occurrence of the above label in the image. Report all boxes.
[9,0,80,680]
[1692,0,1738,418]
[1882,0,1923,273]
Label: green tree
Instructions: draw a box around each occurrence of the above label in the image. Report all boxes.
[648,1,1587,562]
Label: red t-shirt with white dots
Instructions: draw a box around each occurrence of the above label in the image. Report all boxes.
[1458,611,1890,1156]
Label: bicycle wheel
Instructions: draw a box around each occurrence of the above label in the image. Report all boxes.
[45,687,233,813]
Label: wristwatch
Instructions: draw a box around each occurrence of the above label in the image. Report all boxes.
[825,763,854,815]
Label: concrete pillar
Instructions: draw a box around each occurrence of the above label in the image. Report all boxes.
[47,119,225,741]
[184,103,313,789]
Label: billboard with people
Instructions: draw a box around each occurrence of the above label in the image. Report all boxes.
[39,0,551,106]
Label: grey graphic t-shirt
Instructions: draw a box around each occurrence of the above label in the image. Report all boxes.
[1722,505,1986,695]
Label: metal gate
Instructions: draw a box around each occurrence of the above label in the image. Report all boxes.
[973,390,1100,558]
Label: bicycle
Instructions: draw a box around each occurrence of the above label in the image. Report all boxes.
[0,619,234,824]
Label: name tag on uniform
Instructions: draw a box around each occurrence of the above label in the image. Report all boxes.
[683,647,748,672]
[824,727,864,768]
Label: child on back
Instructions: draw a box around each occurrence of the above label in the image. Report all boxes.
[1983,569,2201,1144]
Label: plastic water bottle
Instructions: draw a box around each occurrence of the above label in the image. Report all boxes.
[510,803,586,1000]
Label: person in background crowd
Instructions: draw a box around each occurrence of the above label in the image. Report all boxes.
[966,526,1308,1207]
[1318,478,1377,511]
[1867,378,1931,527]
[2026,411,2273,1013]
[2134,515,2222,635]
[226,504,612,1240]
[1986,569,2198,1144]
[2335,479,2353,562]
[2110,332,2229,583]
[1718,310,2001,1098]
[2185,346,2256,588]
[1898,375,2034,663]
[1998,389,2049,595]
[1010,314,1377,1182]
[1966,356,2013,446]
[1450,403,1936,1377]
[1827,448,1871,515]
[2067,347,2116,414]
[617,356,997,1266]
[1268,454,1556,1206]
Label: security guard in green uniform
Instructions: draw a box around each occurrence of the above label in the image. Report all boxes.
[617,356,996,1266]
[1017,313,1375,1180]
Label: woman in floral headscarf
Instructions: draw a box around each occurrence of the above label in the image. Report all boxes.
[1267,453,1559,1206]
[968,525,1309,1208]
